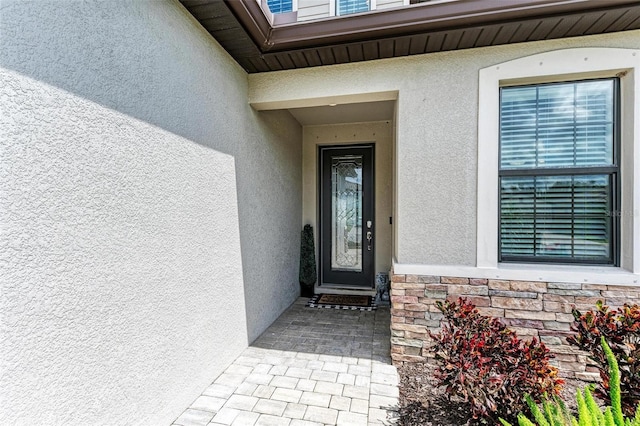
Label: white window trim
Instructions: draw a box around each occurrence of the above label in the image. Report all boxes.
[475,47,640,283]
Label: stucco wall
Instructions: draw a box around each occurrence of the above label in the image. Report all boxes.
[302,121,394,284]
[249,30,640,268]
[239,109,302,342]
[0,1,301,425]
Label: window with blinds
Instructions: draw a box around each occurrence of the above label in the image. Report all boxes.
[267,0,293,14]
[499,79,619,264]
[338,0,369,16]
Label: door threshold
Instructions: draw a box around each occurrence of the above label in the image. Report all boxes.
[315,286,376,296]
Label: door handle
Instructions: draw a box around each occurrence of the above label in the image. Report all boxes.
[366,231,373,251]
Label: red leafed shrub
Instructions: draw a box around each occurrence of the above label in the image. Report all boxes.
[429,298,564,424]
[567,300,640,417]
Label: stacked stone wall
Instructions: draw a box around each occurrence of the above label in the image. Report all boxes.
[390,274,640,380]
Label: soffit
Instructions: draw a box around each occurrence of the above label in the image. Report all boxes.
[179,0,640,73]
[288,101,395,126]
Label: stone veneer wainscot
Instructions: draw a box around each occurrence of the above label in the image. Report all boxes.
[390,274,640,380]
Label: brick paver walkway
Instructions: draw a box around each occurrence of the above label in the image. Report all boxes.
[172,298,398,426]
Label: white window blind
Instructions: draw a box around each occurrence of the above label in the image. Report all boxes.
[499,79,618,264]
[267,0,293,13]
[338,0,369,15]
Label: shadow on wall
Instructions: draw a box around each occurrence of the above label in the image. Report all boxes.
[1,0,303,344]
[1,2,241,155]
[237,108,303,343]
[1,1,302,424]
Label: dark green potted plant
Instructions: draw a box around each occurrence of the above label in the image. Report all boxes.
[299,224,316,297]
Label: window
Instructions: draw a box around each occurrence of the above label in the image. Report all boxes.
[499,79,619,265]
[267,0,293,14]
[337,0,369,16]
[476,48,638,279]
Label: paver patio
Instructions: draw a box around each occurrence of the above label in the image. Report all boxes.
[172,298,398,426]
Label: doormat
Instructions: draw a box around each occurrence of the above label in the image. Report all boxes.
[306,294,377,311]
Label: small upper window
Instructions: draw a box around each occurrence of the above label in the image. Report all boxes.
[267,0,293,14]
[499,79,619,265]
[337,0,369,16]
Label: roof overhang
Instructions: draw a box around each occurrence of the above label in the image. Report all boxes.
[180,0,640,72]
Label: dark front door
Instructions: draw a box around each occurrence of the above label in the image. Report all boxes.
[319,145,374,288]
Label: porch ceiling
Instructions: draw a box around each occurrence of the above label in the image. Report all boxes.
[179,0,640,73]
[287,101,395,126]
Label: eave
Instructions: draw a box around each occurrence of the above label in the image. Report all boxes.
[179,0,640,73]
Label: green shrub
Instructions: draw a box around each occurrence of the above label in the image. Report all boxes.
[429,298,563,424]
[500,337,640,426]
[299,224,316,297]
[567,301,640,416]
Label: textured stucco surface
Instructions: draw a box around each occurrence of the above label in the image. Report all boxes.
[238,109,302,343]
[0,1,301,425]
[249,30,640,266]
[302,122,394,281]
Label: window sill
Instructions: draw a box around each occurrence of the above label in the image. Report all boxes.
[393,260,640,286]
[493,262,638,286]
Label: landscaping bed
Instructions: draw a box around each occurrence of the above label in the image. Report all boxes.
[396,361,585,425]
[397,361,472,426]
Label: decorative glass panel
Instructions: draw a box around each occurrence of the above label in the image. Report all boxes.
[331,155,363,271]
